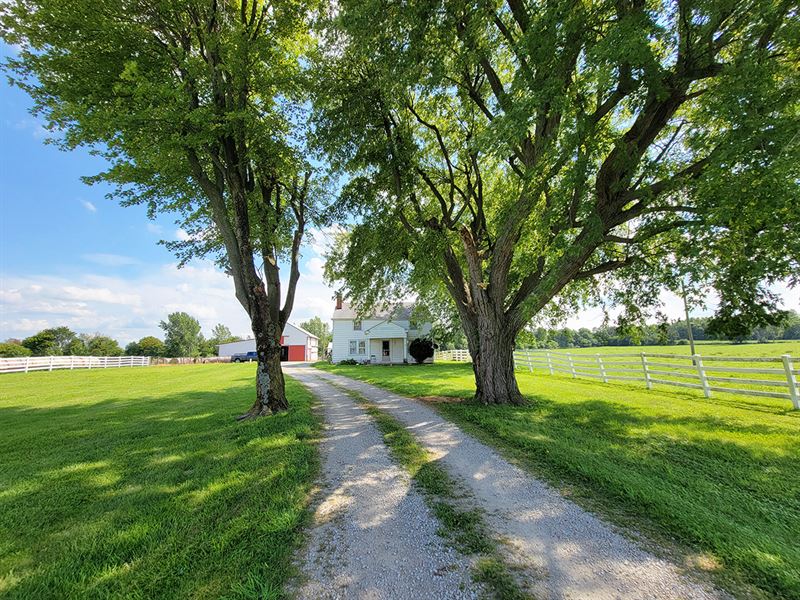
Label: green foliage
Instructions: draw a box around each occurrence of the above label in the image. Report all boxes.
[65,338,87,355]
[0,366,319,598]
[86,335,124,356]
[210,324,238,346]
[0,342,32,357]
[317,361,800,598]
[21,327,83,356]
[22,330,60,356]
[515,312,800,348]
[125,336,165,357]
[408,338,436,364]
[313,0,799,361]
[2,0,324,410]
[707,299,789,342]
[299,317,331,355]
[160,312,202,358]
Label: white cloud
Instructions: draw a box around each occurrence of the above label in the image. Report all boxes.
[0,262,243,344]
[146,223,163,235]
[0,289,23,304]
[175,228,191,241]
[80,199,97,213]
[62,286,142,306]
[82,253,141,267]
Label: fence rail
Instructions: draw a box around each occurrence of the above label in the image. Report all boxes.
[435,349,472,363]
[0,355,151,374]
[433,349,799,409]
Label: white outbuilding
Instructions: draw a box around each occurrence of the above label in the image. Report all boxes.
[217,322,319,361]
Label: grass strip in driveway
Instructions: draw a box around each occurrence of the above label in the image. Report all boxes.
[0,365,320,599]
[315,361,800,600]
[330,382,532,600]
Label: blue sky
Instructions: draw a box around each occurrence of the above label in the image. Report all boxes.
[0,42,338,344]
[1,40,796,345]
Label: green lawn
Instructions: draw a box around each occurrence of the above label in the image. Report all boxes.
[0,365,319,599]
[316,359,800,599]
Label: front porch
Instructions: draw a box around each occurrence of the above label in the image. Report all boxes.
[364,321,408,364]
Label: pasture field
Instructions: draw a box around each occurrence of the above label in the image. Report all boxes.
[512,341,800,399]
[0,364,319,599]
[529,340,800,358]
[316,356,800,599]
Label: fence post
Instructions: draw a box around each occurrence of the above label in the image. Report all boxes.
[526,350,533,373]
[48,356,54,371]
[694,354,711,398]
[568,353,576,378]
[25,356,30,373]
[546,351,553,375]
[88,357,92,370]
[597,354,607,383]
[782,354,799,410]
[641,352,652,390]
[70,355,75,370]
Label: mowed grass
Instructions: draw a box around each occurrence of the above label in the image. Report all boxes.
[0,364,319,599]
[316,352,800,599]
[517,341,800,395]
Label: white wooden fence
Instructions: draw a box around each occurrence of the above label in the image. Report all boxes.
[434,349,472,362]
[434,349,800,409]
[0,355,151,374]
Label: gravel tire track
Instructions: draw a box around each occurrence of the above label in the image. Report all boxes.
[307,366,729,600]
[286,368,478,600]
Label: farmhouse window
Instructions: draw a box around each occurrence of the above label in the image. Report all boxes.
[349,340,366,355]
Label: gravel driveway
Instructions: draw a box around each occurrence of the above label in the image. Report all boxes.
[286,368,477,600]
[304,366,728,600]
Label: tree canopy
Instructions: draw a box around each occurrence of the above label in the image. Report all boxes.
[160,312,203,358]
[299,316,332,355]
[2,0,324,414]
[315,0,799,402]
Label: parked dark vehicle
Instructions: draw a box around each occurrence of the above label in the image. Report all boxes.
[230,351,257,363]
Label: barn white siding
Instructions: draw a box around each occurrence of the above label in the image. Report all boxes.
[217,322,318,360]
[217,339,256,357]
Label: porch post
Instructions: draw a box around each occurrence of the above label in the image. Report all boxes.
[403,334,407,363]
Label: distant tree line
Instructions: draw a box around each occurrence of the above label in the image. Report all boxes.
[516,311,800,349]
[0,312,242,358]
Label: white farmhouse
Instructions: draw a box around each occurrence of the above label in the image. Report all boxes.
[217,322,319,361]
[331,297,432,364]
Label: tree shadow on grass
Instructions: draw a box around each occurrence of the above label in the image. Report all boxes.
[441,394,800,599]
[0,381,318,600]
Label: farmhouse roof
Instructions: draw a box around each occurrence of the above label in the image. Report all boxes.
[332,301,414,321]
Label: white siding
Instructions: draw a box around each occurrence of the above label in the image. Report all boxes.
[218,339,256,357]
[218,322,318,359]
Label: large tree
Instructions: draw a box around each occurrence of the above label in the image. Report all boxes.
[315,0,799,404]
[160,312,204,357]
[2,0,320,416]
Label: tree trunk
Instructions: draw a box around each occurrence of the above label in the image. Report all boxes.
[238,329,288,419]
[465,318,525,405]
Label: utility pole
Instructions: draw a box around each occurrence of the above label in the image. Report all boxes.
[681,279,696,357]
